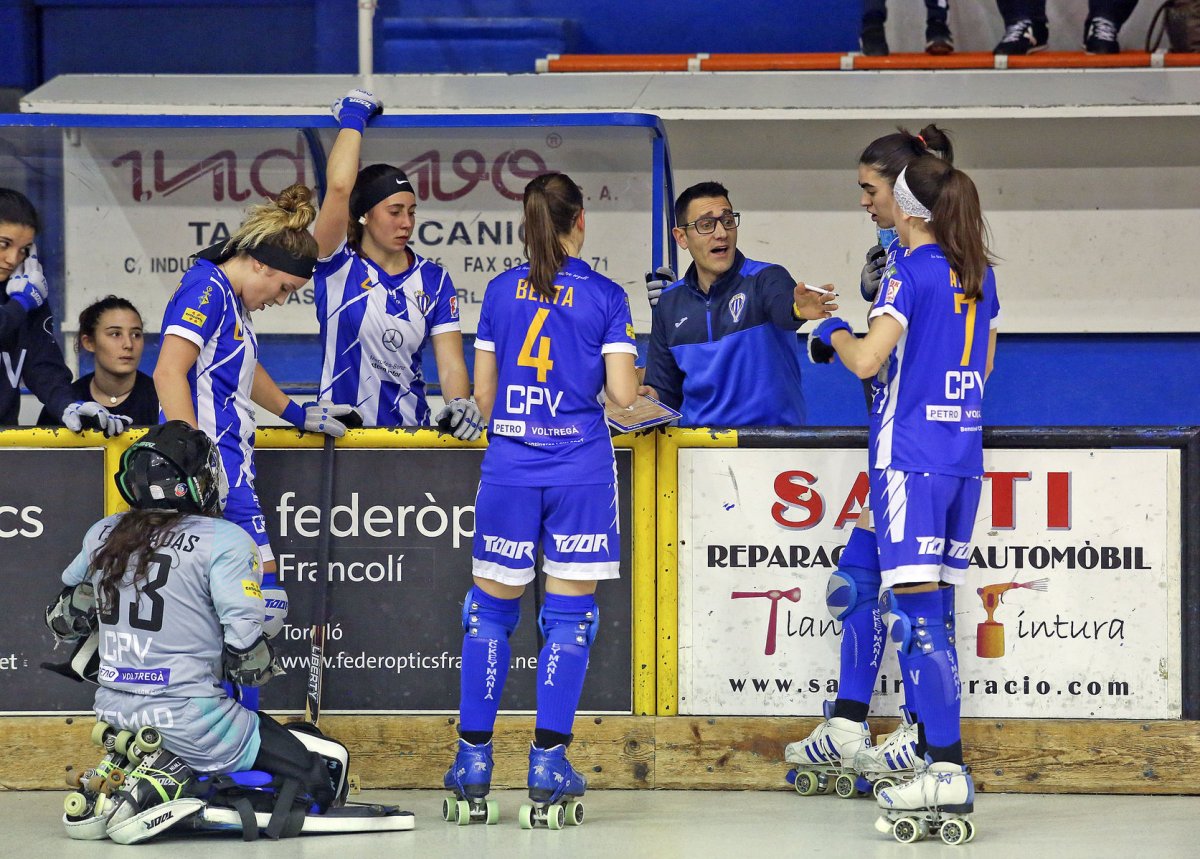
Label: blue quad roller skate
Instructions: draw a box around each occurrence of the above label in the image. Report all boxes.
[442,739,498,825]
[520,744,586,830]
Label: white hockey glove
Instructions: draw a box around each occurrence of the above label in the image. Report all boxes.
[644,265,676,308]
[331,88,383,133]
[860,244,887,302]
[45,584,97,643]
[62,401,133,437]
[5,243,48,312]
[301,401,363,437]
[435,398,484,441]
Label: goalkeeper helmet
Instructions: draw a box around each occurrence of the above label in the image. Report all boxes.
[116,421,227,515]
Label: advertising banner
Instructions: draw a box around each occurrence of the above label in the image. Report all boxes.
[677,447,1182,719]
[1,445,633,715]
[61,125,655,338]
[0,449,106,713]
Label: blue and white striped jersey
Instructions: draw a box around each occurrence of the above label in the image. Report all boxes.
[160,260,259,491]
[868,244,1000,477]
[315,241,460,427]
[477,257,637,486]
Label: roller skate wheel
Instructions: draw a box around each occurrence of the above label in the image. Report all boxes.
[892,817,923,843]
[792,770,819,796]
[963,819,976,843]
[441,796,456,822]
[134,726,162,755]
[65,769,84,789]
[565,799,584,826]
[90,721,112,748]
[113,730,135,757]
[547,804,566,831]
[940,818,969,845]
[834,773,858,799]
[108,768,125,788]
[454,799,472,826]
[86,775,106,794]
[63,791,89,818]
[485,799,499,825]
[519,803,534,830]
[872,777,896,799]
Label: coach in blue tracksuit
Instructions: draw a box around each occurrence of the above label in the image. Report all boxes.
[642,181,834,428]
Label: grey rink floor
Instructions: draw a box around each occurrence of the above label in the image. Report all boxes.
[3,788,1194,859]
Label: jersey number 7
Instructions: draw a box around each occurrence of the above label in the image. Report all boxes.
[953,293,977,367]
[517,308,554,382]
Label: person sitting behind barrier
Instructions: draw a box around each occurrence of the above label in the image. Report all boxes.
[37,295,159,427]
[0,188,131,435]
[860,0,955,57]
[640,181,836,428]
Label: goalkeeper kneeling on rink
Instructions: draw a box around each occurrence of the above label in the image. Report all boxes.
[44,421,413,843]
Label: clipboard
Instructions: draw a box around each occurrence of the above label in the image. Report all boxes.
[605,394,681,433]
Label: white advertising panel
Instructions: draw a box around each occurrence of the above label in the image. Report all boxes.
[677,447,1182,719]
[62,125,655,338]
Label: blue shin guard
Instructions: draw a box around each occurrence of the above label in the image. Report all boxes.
[881,588,961,752]
[459,587,521,734]
[827,528,884,708]
[535,593,598,737]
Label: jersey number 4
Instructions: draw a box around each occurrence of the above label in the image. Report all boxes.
[98,552,172,633]
[517,308,554,382]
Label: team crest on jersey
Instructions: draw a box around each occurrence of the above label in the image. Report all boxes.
[728,293,746,323]
[413,290,433,315]
[173,483,187,498]
[199,284,213,306]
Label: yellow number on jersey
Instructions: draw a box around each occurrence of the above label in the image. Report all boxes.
[953,292,977,367]
[518,308,554,382]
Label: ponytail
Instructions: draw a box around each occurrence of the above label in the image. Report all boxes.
[904,156,994,300]
[522,173,583,302]
[859,123,954,184]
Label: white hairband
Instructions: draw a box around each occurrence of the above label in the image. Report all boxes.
[894,167,933,222]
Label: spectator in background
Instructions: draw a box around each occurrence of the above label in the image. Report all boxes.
[641,181,835,428]
[1,188,131,435]
[38,296,159,427]
[861,0,954,56]
[994,0,1140,55]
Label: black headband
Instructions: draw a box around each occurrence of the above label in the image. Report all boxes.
[194,241,315,280]
[351,169,415,222]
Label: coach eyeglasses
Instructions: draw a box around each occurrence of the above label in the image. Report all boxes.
[680,212,740,234]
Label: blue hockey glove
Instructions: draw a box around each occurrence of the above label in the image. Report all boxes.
[331,88,382,133]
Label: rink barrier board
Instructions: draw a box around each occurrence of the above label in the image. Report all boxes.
[8,714,1200,794]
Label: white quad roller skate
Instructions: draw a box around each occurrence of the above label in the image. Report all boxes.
[105,730,204,845]
[62,721,136,840]
[520,744,586,830]
[784,700,872,798]
[874,760,976,845]
[853,706,924,798]
[442,739,499,825]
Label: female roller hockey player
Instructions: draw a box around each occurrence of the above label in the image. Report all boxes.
[311,89,482,439]
[1,188,131,435]
[787,126,955,800]
[809,154,998,844]
[154,184,358,703]
[45,422,411,843]
[443,172,638,830]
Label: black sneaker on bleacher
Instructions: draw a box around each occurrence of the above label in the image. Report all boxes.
[1084,17,1119,54]
[993,19,1048,56]
[860,19,889,57]
[925,20,954,55]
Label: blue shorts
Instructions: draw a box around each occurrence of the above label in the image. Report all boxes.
[869,468,981,589]
[225,484,274,566]
[472,481,621,586]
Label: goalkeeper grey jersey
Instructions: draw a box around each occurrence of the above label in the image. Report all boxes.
[62,512,264,699]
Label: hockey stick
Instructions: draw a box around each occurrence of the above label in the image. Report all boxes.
[305,433,337,727]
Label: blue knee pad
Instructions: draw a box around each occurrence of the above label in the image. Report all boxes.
[462,586,521,640]
[538,595,600,647]
[826,564,882,622]
[878,588,953,656]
